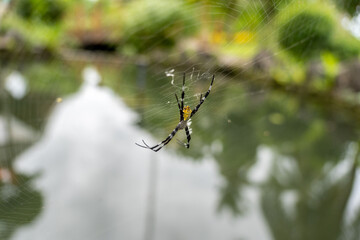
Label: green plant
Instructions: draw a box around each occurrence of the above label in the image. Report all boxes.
[232,2,265,31]
[333,0,360,16]
[16,0,65,24]
[329,30,360,60]
[278,8,335,60]
[122,0,196,53]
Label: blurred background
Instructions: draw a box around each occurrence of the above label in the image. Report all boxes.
[1,0,360,239]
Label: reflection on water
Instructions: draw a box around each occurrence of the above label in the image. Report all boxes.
[0,173,42,240]
[0,69,42,240]
[9,66,266,240]
[1,63,360,240]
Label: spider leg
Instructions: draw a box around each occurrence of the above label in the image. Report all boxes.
[184,126,191,148]
[175,94,183,121]
[136,139,167,152]
[152,125,180,152]
[181,72,185,110]
[142,139,152,148]
[190,75,214,118]
[135,142,149,149]
[175,126,191,148]
[135,124,181,152]
[135,139,153,149]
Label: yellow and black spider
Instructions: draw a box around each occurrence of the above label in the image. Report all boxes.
[136,73,215,152]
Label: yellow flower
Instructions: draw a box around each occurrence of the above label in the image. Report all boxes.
[211,31,227,44]
[234,31,254,44]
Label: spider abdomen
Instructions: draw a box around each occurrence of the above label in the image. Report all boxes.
[183,106,192,121]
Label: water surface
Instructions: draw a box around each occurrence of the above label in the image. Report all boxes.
[1,62,360,240]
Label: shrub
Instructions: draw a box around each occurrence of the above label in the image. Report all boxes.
[333,0,359,16]
[278,9,335,60]
[122,0,196,53]
[329,30,360,60]
[16,0,65,24]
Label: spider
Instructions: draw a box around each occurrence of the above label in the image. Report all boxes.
[136,73,215,152]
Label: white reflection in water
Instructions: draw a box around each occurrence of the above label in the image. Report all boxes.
[347,169,360,222]
[5,71,27,99]
[82,66,101,86]
[0,115,37,146]
[247,146,273,184]
[12,70,269,240]
[341,143,360,223]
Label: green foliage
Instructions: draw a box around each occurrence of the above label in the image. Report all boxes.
[333,0,360,16]
[232,0,295,30]
[329,30,360,60]
[320,52,339,88]
[122,0,197,53]
[2,14,64,49]
[0,174,42,240]
[260,0,295,20]
[16,0,65,24]
[232,2,265,30]
[278,7,335,60]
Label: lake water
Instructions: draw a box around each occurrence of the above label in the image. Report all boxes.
[1,60,360,240]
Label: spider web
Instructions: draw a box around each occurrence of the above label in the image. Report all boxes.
[123,0,316,148]
[1,1,360,240]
